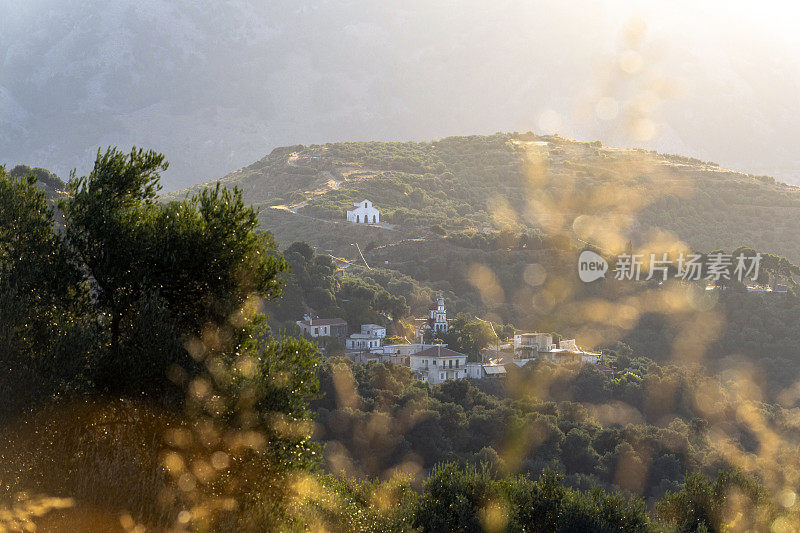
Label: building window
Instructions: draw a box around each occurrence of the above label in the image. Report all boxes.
[456,360,459,368]
[314,327,318,335]
[440,373,444,379]
[356,215,360,223]
[364,202,368,208]
[449,360,453,368]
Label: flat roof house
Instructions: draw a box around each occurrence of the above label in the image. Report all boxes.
[346,333,382,352]
[514,332,555,353]
[296,317,348,339]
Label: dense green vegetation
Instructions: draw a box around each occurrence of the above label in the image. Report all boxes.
[6,145,800,531]
[1,154,321,529]
[171,134,800,397]
[8,164,67,199]
[365,238,800,404]
[0,167,90,417]
[265,242,430,336]
[267,241,525,354]
[173,133,800,265]
[622,284,800,400]
[302,135,526,231]
[426,313,502,359]
[363,233,567,324]
[312,355,798,504]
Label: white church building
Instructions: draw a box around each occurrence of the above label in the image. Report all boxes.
[415,295,449,342]
[346,199,380,224]
[428,295,448,334]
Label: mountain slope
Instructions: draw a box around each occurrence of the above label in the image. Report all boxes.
[169,133,800,264]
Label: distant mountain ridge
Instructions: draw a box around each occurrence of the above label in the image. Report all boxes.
[3,1,800,190]
[8,165,68,204]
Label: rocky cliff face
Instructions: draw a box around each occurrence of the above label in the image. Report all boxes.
[2,0,799,190]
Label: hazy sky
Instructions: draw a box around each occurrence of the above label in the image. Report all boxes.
[1,0,798,189]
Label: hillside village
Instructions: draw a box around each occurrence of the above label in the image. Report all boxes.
[286,197,606,383]
[9,2,800,528]
[297,294,601,385]
[10,137,800,532]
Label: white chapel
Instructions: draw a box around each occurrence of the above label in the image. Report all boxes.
[347,199,380,224]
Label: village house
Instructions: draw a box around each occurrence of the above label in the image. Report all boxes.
[360,324,386,339]
[558,338,578,351]
[296,316,347,339]
[747,284,789,294]
[380,343,435,356]
[373,343,437,366]
[409,345,468,384]
[346,336,507,383]
[465,361,507,379]
[345,324,387,352]
[514,332,555,354]
[346,199,380,224]
[511,338,600,366]
[479,348,509,362]
[346,333,382,351]
[332,311,601,382]
[537,348,600,365]
[350,342,507,382]
[350,352,384,364]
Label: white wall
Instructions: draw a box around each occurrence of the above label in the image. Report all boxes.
[410,355,467,384]
[465,362,483,379]
[381,343,435,356]
[346,202,380,224]
[296,322,329,337]
[514,333,553,352]
[346,336,381,351]
[361,324,386,338]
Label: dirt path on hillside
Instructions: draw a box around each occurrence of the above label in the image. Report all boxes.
[269,203,399,234]
[272,152,402,230]
[282,171,340,212]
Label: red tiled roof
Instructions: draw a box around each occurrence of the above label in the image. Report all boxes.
[413,345,466,358]
[298,318,347,326]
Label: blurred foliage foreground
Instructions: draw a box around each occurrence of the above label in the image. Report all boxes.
[1,149,799,532]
